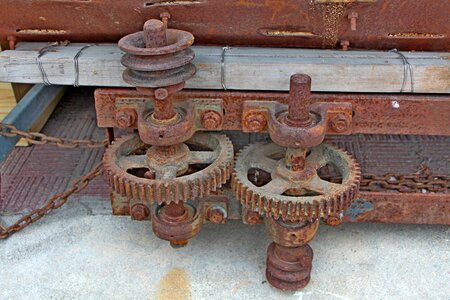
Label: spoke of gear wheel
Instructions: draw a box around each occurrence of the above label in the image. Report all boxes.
[232,142,361,222]
[104,133,234,204]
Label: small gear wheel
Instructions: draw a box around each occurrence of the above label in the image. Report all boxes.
[232,142,361,222]
[104,133,233,204]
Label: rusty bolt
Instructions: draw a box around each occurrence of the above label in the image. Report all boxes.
[245,210,260,225]
[115,108,137,128]
[329,114,350,133]
[325,216,342,226]
[340,40,350,51]
[7,35,16,50]
[207,206,226,224]
[154,88,169,100]
[348,12,358,31]
[243,111,267,132]
[160,12,171,28]
[201,110,222,130]
[131,204,150,221]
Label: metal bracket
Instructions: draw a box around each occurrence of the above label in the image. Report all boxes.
[242,101,353,135]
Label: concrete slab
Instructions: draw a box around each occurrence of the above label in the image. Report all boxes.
[1,198,449,300]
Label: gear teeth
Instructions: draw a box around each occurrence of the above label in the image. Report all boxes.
[232,142,361,222]
[103,133,233,205]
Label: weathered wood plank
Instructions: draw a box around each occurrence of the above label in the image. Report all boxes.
[0,43,448,93]
[0,84,66,162]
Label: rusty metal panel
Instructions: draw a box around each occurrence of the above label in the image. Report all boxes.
[94,89,450,136]
[344,194,450,224]
[1,1,448,51]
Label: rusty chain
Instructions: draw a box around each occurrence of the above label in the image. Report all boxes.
[324,173,449,193]
[360,173,449,193]
[0,123,107,239]
[0,122,108,148]
[0,162,104,239]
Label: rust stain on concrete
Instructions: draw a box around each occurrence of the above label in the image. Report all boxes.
[156,267,192,300]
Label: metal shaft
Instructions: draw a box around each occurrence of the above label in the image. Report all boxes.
[286,74,312,127]
[143,19,167,48]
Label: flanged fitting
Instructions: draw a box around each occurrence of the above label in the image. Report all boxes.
[265,218,318,291]
[266,242,313,291]
[119,19,196,88]
[268,74,326,149]
[151,201,204,247]
[115,108,137,129]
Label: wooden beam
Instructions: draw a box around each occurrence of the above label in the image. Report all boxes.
[0,43,448,93]
[0,84,66,162]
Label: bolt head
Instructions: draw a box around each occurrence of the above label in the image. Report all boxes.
[348,12,358,19]
[160,12,171,19]
[325,216,341,226]
[330,114,350,133]
[245,211,260,225]
[207,207,226,224]
[201,110,222,130]
[243,112,267,132]
[131,204,150,221]
[115,108,137,128]
[154,88,169,100]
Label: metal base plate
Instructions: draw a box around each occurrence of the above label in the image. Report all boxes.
[1,88,448,224]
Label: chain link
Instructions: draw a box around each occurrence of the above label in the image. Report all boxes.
[0,123,108,148]
[0,123,107,239]
[0,162,104,239]
[360,173,449,193]
[324,173,449,193]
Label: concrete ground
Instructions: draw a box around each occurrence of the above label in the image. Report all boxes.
[0,196,449,300]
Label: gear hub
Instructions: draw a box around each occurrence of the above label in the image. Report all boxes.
[104,133,233,204]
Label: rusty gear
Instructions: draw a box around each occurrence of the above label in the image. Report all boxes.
[103,133,233,204]
[232,142,361,222]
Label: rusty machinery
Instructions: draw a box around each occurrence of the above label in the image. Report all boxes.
[98,19,363,291]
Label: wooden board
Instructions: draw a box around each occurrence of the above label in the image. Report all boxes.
[0,82,29,146]
[0,43,448,93]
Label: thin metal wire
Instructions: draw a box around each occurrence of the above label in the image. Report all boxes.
[389,49,414,93]
[221,46,231,90]
[73,45,91,87]
[36,41,69,86]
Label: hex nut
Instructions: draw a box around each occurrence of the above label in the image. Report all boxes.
[330,114,350,133]
[115,108,137,128]
[201,110,222,130]
[207,207,226,224]
[154,88,169,100]
[130,204,150,221]
[243,111,267,132]
[245,210,260,225]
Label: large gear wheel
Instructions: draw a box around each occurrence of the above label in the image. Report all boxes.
[232,142,361,222]
[104,133,233,204]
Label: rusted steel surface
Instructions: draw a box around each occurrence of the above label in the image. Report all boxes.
[344,193,450,225]
[1,1,449,51]
[94,89,450,136]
